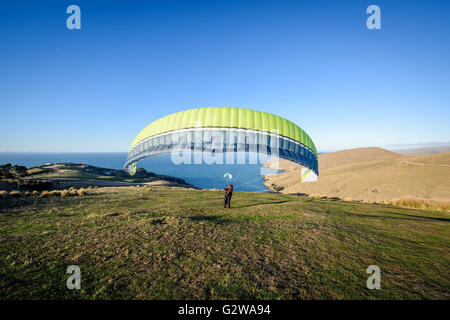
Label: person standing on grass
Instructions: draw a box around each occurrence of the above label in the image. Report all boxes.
[224,184,233,208]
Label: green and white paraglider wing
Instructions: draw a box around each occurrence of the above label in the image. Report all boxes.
[301,167,318,182]
[123,107,318,182]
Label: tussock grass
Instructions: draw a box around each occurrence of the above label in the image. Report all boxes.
[49,190,62,197]
[9,190,22,198]
[39,191,50,198]
[387,197,450,212]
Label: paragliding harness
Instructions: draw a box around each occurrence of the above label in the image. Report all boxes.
[224,184,233,208]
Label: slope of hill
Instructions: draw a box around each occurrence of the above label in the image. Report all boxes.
[264,147,450,202]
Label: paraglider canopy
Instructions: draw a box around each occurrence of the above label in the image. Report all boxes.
[123,107,318,182]
[224,173,233,180]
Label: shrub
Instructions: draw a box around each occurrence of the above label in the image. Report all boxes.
[32,190,39,196]
[88,186,93,190]
[273,186,284,192]
[9,190,23,198]
[270,183,284,192]
[11,166,27,177]
[24,191,31,197]
[61,190,70,197]
[77,188,86,196]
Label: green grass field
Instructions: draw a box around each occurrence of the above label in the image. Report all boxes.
[0,187,449,299]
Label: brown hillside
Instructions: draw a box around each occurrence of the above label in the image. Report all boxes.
[264,148,450,202]
[393,146,450,156]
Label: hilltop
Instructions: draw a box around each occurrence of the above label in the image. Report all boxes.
[264,147,450,202]
[0,186,449,299]
[392,145,450,156]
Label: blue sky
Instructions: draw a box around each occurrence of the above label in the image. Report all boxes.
[1,0,449,152]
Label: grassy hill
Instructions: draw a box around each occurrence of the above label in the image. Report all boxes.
[264,147,450,204]
[1,186,449,299]
[1,163,192,190]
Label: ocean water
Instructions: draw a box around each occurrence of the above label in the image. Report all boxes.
[0,152,281,192]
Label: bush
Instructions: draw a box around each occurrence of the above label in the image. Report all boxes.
[11,166,27,177]
[77,188,86,196]
[61,190,70,197]
[24,191,31,197]
[0,190,9,199]
[32,190,39,196]
[270,183,284,192]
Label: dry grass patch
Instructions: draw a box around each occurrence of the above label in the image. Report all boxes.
[9,190,23,198]
[387,197,450,212]
[39,191,50,198]
[49,190,62,197]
